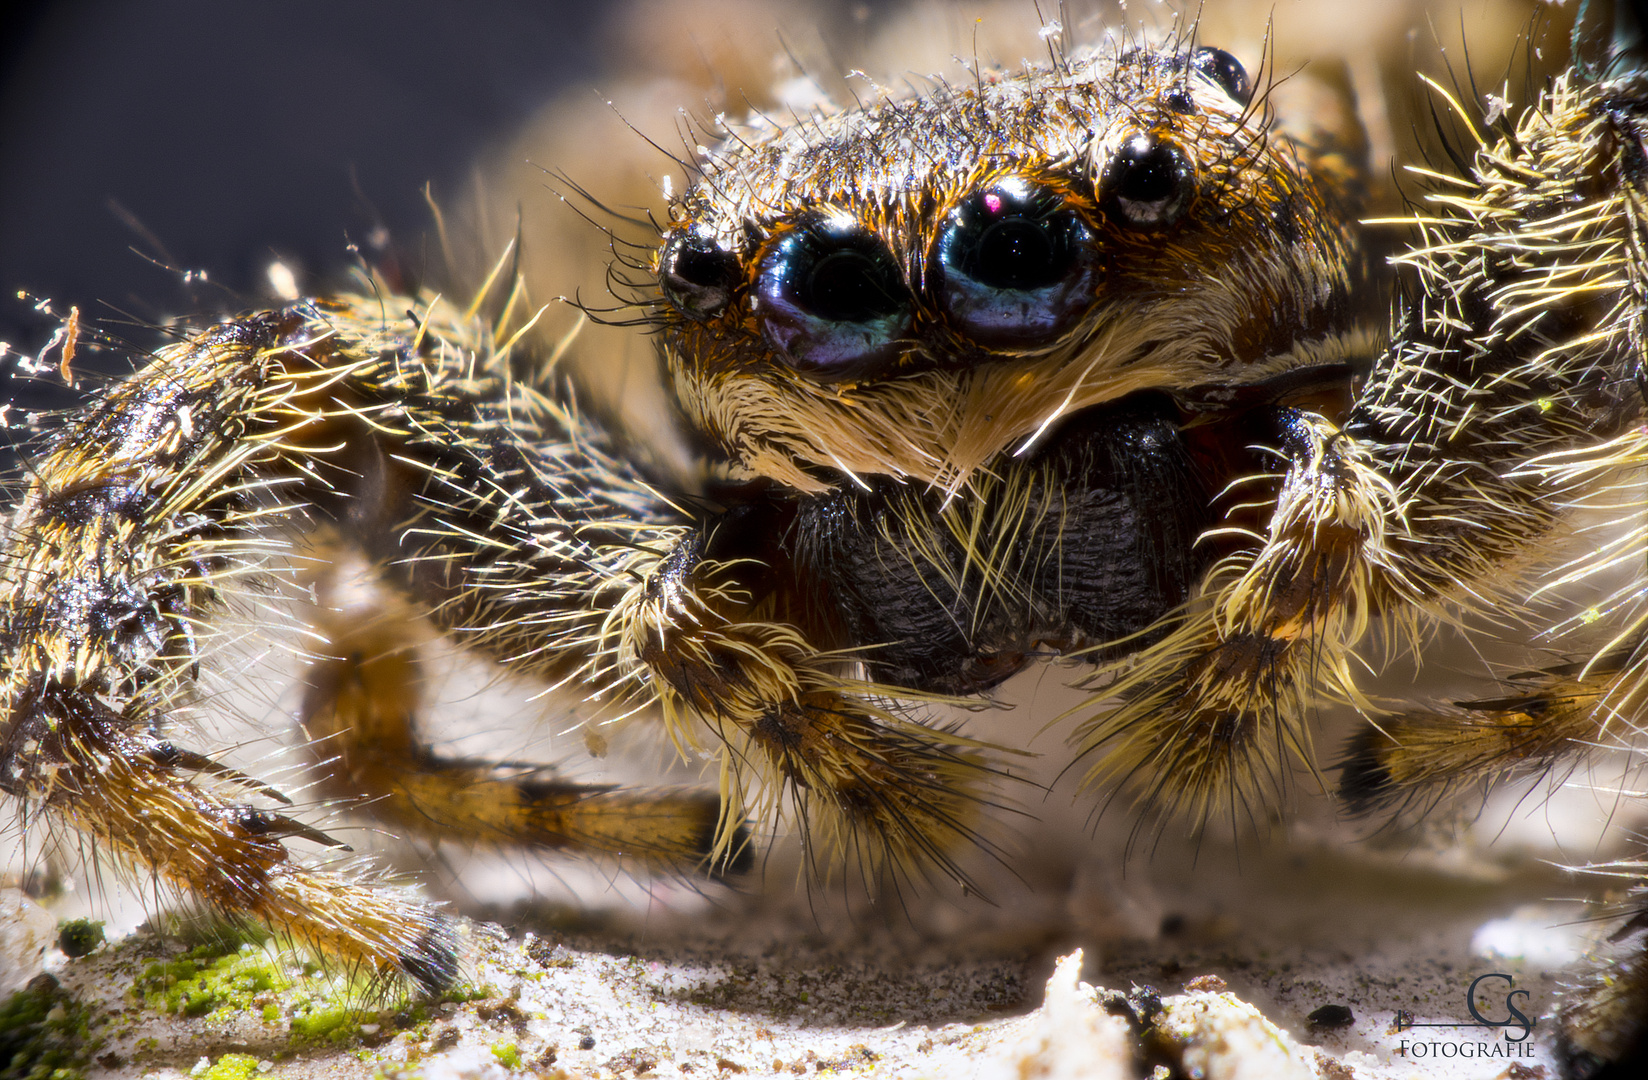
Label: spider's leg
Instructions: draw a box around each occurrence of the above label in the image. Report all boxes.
[1079,70,1648,817]
[295,581,746,875]
[1337,650,1638,816]
[1075,63,1648,1076]
[0,308,460,989]
[341,320,1003,894]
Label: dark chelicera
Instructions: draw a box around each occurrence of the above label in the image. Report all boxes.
[764,393,1268,695]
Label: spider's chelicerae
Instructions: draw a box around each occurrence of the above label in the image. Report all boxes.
[4,4,1648,1074]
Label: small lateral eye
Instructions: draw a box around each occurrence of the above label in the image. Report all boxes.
[934,178,1098,344]
[659,228,741,318]
[1101,134,1195,230]
[1190,47,1250,104]
[754,215,911,378]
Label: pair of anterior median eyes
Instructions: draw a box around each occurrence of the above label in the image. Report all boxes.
[659,46,1251,378]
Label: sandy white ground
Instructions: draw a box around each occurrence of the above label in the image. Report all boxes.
[1,799,1626,1080]
[3,653,1641,1080]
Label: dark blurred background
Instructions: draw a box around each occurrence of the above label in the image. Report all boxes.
[0,0,604,412]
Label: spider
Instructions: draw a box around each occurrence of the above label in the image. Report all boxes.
[2,3,1647,1075]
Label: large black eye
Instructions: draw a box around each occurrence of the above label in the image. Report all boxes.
[1190,47,1250,104]
[1101,134,1195,230]
[934,178,1098,344]
[659,228,741,318]
[754,214,911,377]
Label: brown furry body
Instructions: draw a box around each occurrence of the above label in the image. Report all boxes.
[2,8,1647,1075]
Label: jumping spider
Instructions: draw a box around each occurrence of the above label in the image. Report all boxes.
[3,6,1648,1075]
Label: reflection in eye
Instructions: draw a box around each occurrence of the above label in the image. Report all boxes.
[1190,46,1251,104]
[1101,134,1195,230]
[753,213,911,377]
[659,228,741,319]
[934,177,1099,344]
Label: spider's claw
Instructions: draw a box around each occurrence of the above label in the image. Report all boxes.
[229,806,352,850]
[702,816,755,880]
[147,742,295,805]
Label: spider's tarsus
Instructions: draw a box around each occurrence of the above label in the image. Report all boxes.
[397,918,464,997]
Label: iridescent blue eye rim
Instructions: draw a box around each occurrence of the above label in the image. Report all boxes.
[753,214,911,377]
[933,178,1099,344]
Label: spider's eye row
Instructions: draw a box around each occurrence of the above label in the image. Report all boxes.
[934,179,1100,343]
[677,141,1198,371]
[1101,134,1195,230]
[673,148,1193,371]
[1190,47,1250,104]
[660,230,741,318]
[754,216,911,377]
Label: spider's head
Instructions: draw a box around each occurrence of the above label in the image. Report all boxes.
[651,38,1367,494]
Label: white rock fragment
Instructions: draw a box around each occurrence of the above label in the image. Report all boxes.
[675,1022,716,1054]
[971,950,1131,1080]
[1157,988,1316,1080]
[0,889,57,995]
[914,952,1325,1079]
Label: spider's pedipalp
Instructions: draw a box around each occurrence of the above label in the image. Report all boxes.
[1074,66,1648,830]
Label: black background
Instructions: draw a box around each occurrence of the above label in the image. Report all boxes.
[0,0,606,411]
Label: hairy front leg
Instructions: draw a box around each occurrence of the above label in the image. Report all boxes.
[0,309,459,988]
[1080,68,1648,819]
[344,357,1006,892]
[1074,61,1648,1077]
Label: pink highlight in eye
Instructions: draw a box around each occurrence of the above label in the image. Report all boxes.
[983,193,1004,215]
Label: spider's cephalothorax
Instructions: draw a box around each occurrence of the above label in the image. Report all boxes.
[3,20,1648,1076]
[645,39,1378,788]
[658,43,1370,496]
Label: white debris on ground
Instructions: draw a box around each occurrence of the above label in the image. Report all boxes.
[950,951,1131,1080]
[920,951,1316,1080]
[2,670,1634,1079]
[0,865,1608,1080]
[0,887,57,995]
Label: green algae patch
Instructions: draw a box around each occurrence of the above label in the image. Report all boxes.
[286,995,363,1046]
[282,965,406,1048]
[0,974,101,1080]
[119,930,442,1051]
[490,1041,521,1069]
[133,941,290,1018]
[200,1054,260,1080]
